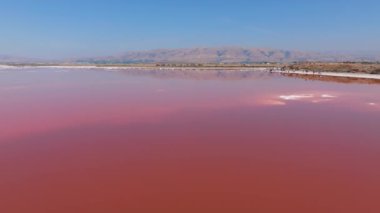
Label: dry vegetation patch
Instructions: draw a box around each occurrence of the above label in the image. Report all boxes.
[286,62,380,74]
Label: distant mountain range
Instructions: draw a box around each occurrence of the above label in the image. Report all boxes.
[0,54,44,63]
[76,47,380,64]
[2,47,380,64]
[0,55,21,63]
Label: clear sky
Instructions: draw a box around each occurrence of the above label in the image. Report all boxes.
[1,0,379,58]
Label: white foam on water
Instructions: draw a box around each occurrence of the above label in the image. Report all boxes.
[279,94,314,101]
[321,94,336,98]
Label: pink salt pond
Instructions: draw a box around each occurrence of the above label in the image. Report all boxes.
[0,68,379,213]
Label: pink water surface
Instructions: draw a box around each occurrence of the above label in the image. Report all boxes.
[1,68,380,212]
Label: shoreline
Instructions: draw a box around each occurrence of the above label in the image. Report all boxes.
[272,69,380,80]
[1,64,380,80]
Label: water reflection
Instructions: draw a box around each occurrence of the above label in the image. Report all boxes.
[115,68,275,81]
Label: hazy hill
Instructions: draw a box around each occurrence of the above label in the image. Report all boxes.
[76,47,380,64]
[0,54,43,64]
[1,48,380,64]
[0,55,20,63]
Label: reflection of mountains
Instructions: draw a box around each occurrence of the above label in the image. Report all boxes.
[115,69,380,84]
[116,69,275,81]
[282,73,380,84]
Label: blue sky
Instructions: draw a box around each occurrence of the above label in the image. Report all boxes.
[1,0,379,58]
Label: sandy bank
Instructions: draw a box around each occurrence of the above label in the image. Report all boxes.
[272,70,380,80]
[1,64,380,80]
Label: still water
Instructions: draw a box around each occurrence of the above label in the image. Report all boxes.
[1,68,380,213]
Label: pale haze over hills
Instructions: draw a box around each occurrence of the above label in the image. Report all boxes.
[77,47,380,64]
[2,47,380,64]
[0,55,40,63]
